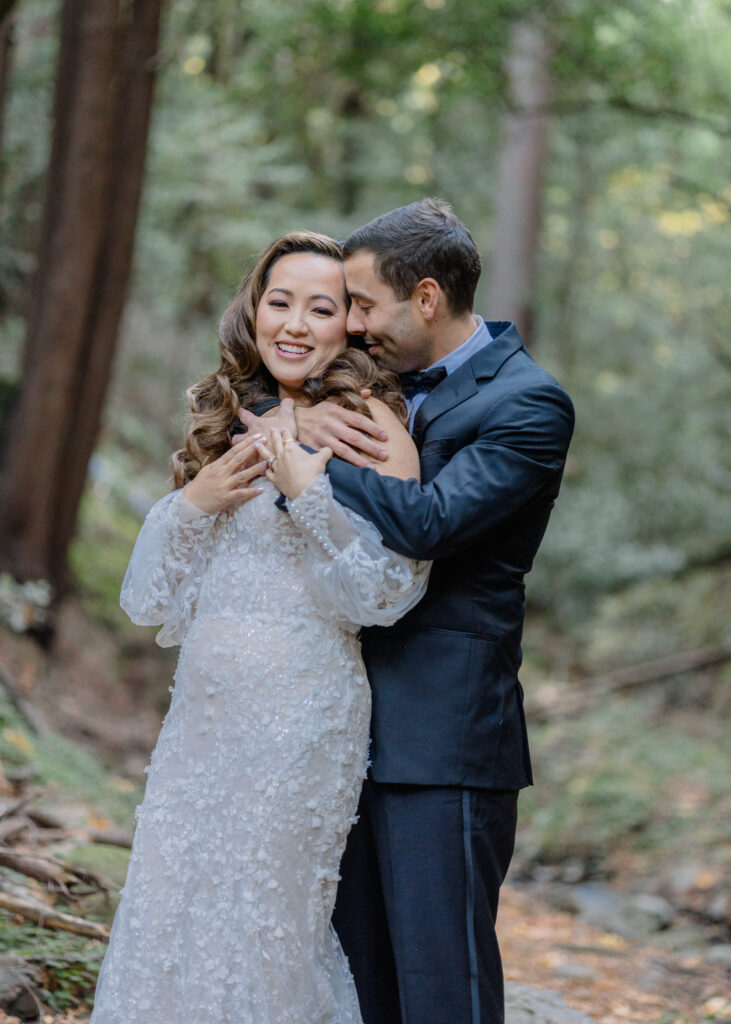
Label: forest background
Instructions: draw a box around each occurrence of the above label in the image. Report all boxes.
[0,0,729,1020]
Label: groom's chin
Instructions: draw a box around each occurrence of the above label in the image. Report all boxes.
[368,346,396,370]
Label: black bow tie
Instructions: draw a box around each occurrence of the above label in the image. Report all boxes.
[399,366,448,399]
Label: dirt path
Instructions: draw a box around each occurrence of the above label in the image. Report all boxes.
[499,886,731,1023]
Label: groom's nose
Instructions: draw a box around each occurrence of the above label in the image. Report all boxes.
[346,307,366,335]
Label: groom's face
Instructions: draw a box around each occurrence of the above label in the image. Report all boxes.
[344,250,431,373]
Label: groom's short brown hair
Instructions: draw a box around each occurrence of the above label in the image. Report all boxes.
[343,198,481,315]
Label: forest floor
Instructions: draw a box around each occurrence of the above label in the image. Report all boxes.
[0,886,728,1024]
[0,586,729,1023]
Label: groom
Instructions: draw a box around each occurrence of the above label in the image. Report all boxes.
[247,199,574,1024]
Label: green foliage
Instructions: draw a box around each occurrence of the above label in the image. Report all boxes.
[518,691,731,866]
[0,696,142,825]
[69,466,160,631]
[0,913,105,1011]
[2,0,729,621]
[61,843,131,888]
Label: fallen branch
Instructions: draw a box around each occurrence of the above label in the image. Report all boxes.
[0,794,36,821]
[0,815,30,843]
[0,890,110,941]
[530,642,731,720]
[26,807,133,849]
[24,806,62,829]
[0,845,115,893]
[0,665,44,735]
[86,826,134,850]
[587,642,731,694]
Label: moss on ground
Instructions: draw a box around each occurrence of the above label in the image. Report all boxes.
[518,690,731,868]
[1,696,142,826]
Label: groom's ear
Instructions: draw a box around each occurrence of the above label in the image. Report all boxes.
[413,278,440,322]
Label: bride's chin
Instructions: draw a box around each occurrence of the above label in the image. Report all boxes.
[275,372,306,389]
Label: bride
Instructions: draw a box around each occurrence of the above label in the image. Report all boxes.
[89,232,429,1024]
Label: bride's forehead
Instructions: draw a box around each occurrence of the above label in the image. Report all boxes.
[268,252,344,289]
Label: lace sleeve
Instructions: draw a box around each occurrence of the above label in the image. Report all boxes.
[120,490,218,647]
[287,475,430,632]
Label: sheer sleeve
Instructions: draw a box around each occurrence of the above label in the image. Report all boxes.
[120,489,218,648]
[287,475,430,632]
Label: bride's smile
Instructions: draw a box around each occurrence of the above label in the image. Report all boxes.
[255,251,348,398]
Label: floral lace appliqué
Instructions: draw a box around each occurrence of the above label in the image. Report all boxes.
[92,479,429,1024]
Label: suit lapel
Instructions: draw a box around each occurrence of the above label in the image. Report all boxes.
[411,322,525,449]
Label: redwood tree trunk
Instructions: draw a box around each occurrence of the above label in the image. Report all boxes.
[0,0,163,592]
[486,17,553,343]
[0,3,20,176]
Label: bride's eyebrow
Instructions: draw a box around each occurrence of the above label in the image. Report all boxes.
[267,286,336,305]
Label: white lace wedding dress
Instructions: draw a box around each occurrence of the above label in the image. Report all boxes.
[90,475,429,1024]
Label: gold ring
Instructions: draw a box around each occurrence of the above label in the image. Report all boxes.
[283,438,296,447]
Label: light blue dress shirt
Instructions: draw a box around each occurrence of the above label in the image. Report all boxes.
[407,315,493,424]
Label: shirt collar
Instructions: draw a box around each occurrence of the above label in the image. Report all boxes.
[426,315,492,377]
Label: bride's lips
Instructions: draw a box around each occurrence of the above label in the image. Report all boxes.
[274,341,314,360]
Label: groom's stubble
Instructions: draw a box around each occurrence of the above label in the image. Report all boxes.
[344,251,436,374]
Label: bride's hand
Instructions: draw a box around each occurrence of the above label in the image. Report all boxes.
[256,427,332,500]
[183,432,267,514]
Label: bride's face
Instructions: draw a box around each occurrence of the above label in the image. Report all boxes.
[255,252,348,398]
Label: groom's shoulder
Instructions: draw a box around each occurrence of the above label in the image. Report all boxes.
[465,324,574,438]
[474,322,571,399]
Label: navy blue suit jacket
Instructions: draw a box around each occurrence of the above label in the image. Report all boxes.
[326,322,575,790]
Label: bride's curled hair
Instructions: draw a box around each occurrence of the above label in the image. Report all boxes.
[171,231,407,488]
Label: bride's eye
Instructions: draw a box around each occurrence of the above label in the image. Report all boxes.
[269,299,288,308]
[313,307,334,316]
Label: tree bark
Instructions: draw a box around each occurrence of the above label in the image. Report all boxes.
[486,17,553,343]
[0,0,163,593]
[55,0,164,577]
[0,3,20,179]
[337,85,364,216]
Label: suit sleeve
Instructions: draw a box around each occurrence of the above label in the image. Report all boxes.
[325,383,575,560]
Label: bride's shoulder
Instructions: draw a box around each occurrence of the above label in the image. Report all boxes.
[364,398,420,481]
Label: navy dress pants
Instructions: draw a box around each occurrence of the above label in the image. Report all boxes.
[332,780,518,1024]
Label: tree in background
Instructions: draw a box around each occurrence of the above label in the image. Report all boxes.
[0,1,20,170]
[487,14,554,341]
[0,0,163,596]
[0,0,728,623]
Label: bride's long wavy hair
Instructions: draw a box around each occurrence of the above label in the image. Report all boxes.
[171,231,407,487]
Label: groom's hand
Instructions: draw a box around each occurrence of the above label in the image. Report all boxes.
[295,400,389,468]
[235,398,298,445]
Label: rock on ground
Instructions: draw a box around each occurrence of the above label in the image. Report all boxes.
[0,955,41,1021]
[506,983,597,1024]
